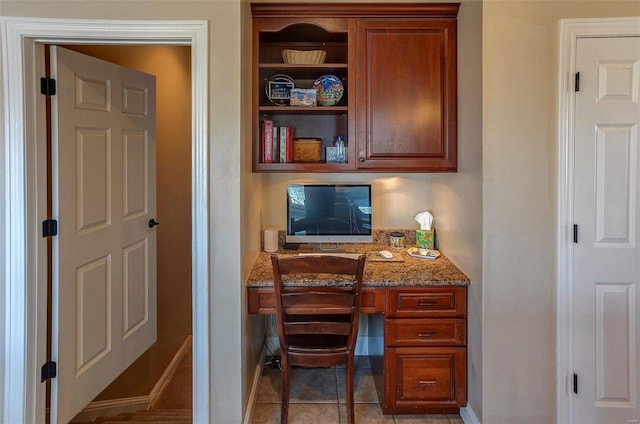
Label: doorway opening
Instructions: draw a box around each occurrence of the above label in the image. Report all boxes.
[557,17,640,424]
[55,44,193,421]
[1,18,210,423]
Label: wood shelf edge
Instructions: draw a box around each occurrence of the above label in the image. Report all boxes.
[251,3,461,18]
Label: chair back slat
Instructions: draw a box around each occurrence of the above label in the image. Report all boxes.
[276,255,362,276]
[282,291,356,310]
[270,254,366,353]
[284,306,356,315]
[284,321,352,336]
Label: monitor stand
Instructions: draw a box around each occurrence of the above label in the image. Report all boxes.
[313,243,344,253]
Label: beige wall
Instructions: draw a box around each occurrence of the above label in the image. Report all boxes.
[482,1,640,422]
[6,0,639,422]
[261,173,433,230]
[240,0,267,419]
[433,0,483,418]
[62,45,193,400]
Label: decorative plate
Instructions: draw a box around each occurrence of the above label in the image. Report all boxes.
[313,75,344,106]
[265,74,295,106]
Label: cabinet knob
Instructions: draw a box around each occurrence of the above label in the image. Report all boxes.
[359,153,365,162]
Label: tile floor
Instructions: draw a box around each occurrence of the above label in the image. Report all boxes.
[252,356,463,424]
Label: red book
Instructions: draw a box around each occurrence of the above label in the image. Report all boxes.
[262,120,273,163]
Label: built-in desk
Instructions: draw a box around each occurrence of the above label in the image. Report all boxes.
[246,245,470,414]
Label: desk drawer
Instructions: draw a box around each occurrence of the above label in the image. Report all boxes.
[383,347,466,414]
[386,287,466,318]
[385,318,466,346]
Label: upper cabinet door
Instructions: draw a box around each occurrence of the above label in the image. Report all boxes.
[355,18,458,172]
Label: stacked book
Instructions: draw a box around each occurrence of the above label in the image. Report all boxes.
[262,120,293,163]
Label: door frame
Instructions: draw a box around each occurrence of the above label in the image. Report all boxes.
[556,16,640,424]
[0,18,210,423]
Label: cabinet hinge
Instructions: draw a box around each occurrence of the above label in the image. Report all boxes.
[41,361,57,382]
[573,224,578,243]
[40,77,56,96]
[574,72,580,92]
[42,219,58,237]
[573,373,578,394]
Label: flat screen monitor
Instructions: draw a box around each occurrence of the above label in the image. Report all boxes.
[286,184,372,244]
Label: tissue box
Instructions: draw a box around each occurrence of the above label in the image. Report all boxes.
[416,229,434,249]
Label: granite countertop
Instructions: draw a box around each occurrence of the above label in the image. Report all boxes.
[246,244,470,288]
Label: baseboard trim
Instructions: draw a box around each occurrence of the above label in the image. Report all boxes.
[243,345,268,424]
[70,336,193,423]
[461,402,480,424]
[149,336,193,409]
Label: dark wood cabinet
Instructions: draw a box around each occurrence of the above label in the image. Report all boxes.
[354,17,458,171]
[248,284,468,414]
[381,287,467,414]
[251,3,459,173]
[384,347,466,413]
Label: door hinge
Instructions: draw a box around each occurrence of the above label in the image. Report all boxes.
[41,361,57,382]
[40,77,56,96]
[42,219,58,237]
[574,72,580,92]
[573,373,578,394]
[573,224,578,243]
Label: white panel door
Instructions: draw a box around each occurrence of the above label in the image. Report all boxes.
[573,36,640,424]
[49,46,157,424]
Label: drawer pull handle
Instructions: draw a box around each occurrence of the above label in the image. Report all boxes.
[417,332,436,337]
[419,380,437,385]
[418,301,438,306]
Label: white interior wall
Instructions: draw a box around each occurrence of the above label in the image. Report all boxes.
[0,37,5,416]
[482,1,640,422]
[207,1,244,421]
[432,0,483,419]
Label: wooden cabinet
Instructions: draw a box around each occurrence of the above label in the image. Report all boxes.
[354,17,458,171]
[251,3,459,173]
[247,283,468,414]
[381,287,467,414]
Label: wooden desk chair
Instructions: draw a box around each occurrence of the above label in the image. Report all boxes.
[270,254,366,424]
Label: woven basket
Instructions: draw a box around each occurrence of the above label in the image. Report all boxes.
[282,49,326,65]
[293,139,322,162]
